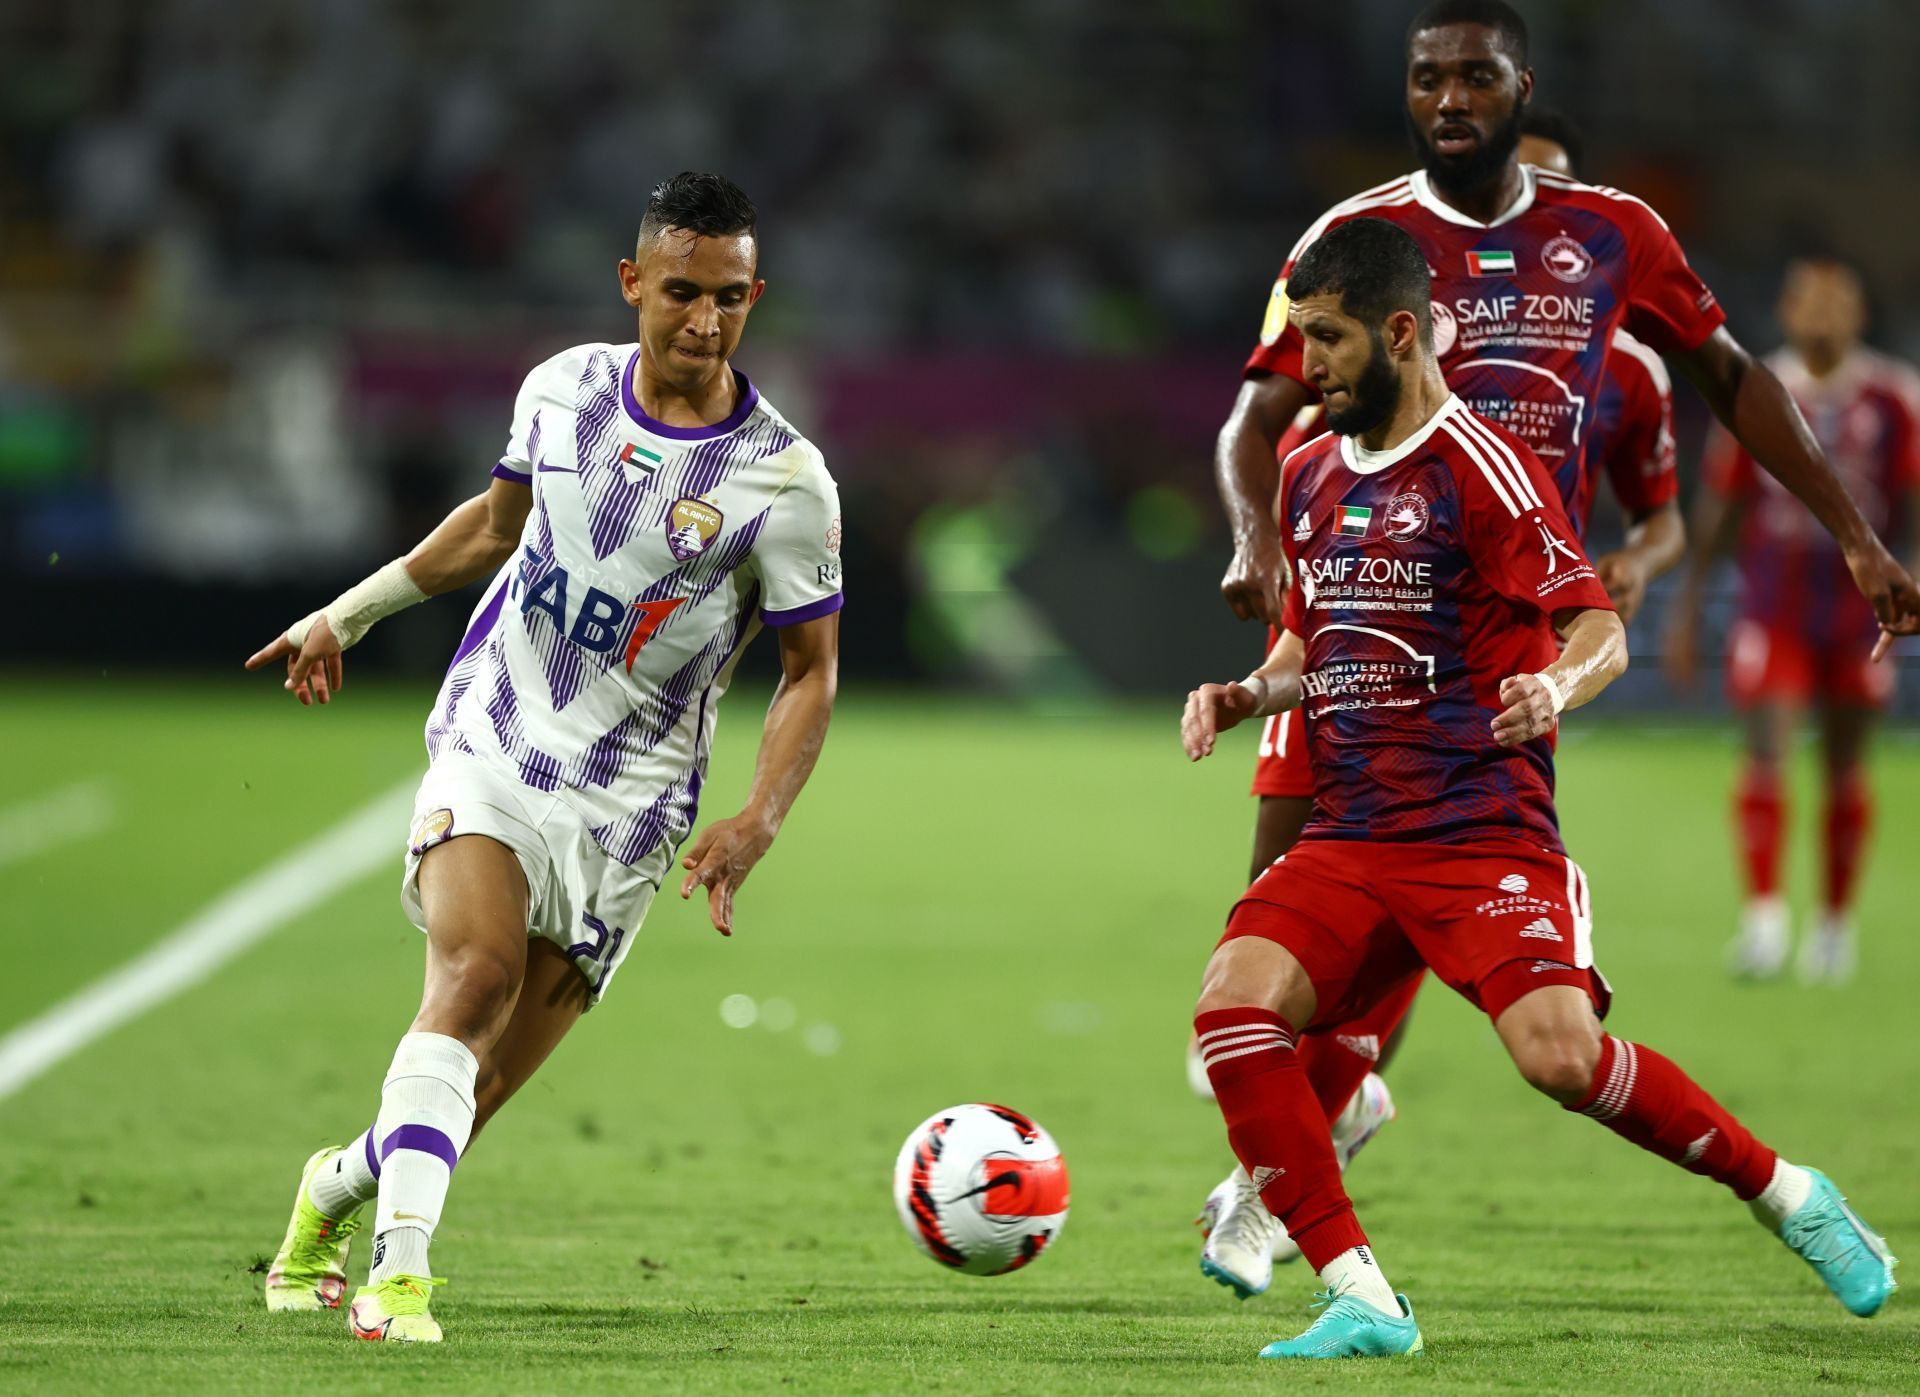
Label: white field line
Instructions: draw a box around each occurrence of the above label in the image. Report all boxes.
[0,781,414,1103]
[0,780,117,870]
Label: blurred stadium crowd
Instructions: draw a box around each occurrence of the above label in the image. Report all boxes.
[3,0,1916,695]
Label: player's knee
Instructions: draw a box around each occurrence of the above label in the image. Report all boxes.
[424,944,519,1040]
[1512,1033,1602,1103]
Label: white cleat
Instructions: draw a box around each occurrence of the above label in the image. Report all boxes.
[1728,896,1791,980]
[1796,915,1857,985]
[1198,1167,1281,1298]
[1331,1072,1396,1171]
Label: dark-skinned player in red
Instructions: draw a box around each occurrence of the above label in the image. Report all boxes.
[1182,215,1897,1360]
[1195,0,1920,1295]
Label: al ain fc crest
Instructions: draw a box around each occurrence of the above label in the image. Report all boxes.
[666,495,724,562]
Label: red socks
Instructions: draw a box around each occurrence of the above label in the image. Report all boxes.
[1736,762,1784,900]
[1299,973,1422,1123]
[1195,1007,1366,1269]
[1569,1034,1777,1200]
[1823,766,1871,915]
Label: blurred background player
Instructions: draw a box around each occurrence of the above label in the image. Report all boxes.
[1666,256,1920,984]
[1183,216,1897,1359]
[246,173,843,1343]
[1195,0,1915,1298]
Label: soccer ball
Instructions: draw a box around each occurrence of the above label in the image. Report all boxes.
[892,1103,1070,1275]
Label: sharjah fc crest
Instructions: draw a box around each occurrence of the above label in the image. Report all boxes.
[666,496,724,561]
[1384,492,1430,542]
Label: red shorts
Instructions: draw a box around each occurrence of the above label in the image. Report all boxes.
[1250,627,1313,799]
[1727,618,1892,709]
[1221,838,1611,1026]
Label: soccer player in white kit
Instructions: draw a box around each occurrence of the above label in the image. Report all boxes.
[245,173,843,1343]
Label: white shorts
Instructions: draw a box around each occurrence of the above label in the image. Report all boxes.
[400,751,672,1005]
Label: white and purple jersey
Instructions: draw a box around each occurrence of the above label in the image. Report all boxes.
[426,342,842,868]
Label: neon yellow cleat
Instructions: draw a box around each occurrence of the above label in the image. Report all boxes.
[349,1275,446,1343]
[264,1147,362,1312]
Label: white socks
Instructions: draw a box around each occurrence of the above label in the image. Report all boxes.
[308,1127,380,1219]
[1750,1158,1814,1231]
[367,1032,478,1284]
[1319,1244,1400,1317]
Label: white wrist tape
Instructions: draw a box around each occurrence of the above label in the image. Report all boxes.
[287,559,428,652]
[1533,669,1567,716]
[1237,672,1275,716]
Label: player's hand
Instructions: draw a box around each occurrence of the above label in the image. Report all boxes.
[1841,535,1920,660]
[1593,550,1648,625]
[1661,607,1700,693]
[1220,533,1286,625]
[1492,673,1558,747]
[679,811,776,936]
[245,615,344,707]
[1182,681,1260,761]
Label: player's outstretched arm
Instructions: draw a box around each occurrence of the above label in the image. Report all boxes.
[680,612,839,936]
[1182,628,1304,761]
[245,477,532,706]
[1492,607,1628,748]
[1216,375,1314,624]
[1675,328,1920,646]
[1594,501,1684,625]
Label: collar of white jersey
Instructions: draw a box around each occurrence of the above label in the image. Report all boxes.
[1340,394,1464,474]
[621,349,760,441]
[1408,165,1536,229]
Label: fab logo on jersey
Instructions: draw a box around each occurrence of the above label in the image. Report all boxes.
[666,496,724,562]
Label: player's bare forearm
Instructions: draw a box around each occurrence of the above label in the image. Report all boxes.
[404,478,533,596]
[1182,629,1304,760]
[1595,501,1684,623]
[679,613,838,934]
[1216,375,1312,623]
[1677,331,1872,551]
[1492,609,1626,747]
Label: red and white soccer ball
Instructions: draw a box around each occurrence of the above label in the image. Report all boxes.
[892,1103,1070,1275]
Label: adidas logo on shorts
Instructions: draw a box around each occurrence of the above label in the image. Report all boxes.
[1519,917,1562,941]
[1335,1033,1382,1061]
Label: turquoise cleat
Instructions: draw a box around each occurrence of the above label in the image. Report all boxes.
[1258,1290,1424,1359]
[1777,1169,1897,1317]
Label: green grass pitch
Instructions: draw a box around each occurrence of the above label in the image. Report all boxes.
[1,678,1915,1393]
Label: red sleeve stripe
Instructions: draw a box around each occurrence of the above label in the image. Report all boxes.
[1453,411,1545,512]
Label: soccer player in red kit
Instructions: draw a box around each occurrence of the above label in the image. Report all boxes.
[1182,216,1897,1360]
[1666,256,1920,983]
[1199,0,1919,1291]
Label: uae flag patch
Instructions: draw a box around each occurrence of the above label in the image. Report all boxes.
[1466,249,1516,277]
[1337,504,1372,537]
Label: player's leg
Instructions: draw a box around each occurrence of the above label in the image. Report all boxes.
[343,833,530,1341]
[1800,700,1874,984]
[1493,984,1896,1316]
[1194,858,1422,1355]
[1728,656,1797,978]
[470,937,594,1141]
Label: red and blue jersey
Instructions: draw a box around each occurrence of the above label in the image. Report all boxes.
[1706,348,1920,642]
[1277,396,1615,850]
[1586,328,1678,530]
[1248,166,1723,527]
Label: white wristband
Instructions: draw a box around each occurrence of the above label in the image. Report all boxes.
[1533,669,1567,716]
[1237,672,1275,716]
[287,558,428,652]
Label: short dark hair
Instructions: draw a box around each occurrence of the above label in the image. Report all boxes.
[1520,106,1586,177]
[1406,0,1529,68]
[637,171,758,250]
[1288,218,1433,344]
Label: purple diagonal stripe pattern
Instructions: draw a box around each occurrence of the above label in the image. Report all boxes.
[427,576,510,760]
[380,1124,460,1172]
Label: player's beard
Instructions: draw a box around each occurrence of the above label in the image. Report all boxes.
[1409,98,1526,200]
[1325,330,1402,438]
